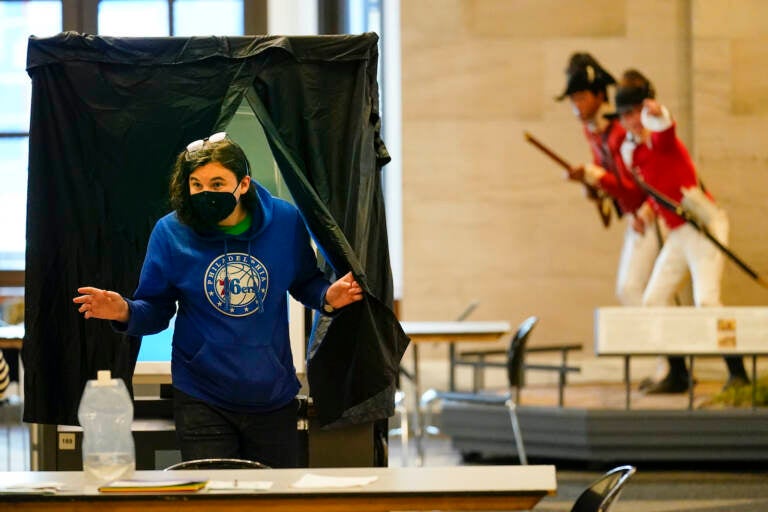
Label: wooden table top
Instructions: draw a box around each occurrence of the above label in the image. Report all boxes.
[400,320,510,343]
[0,465,557,511]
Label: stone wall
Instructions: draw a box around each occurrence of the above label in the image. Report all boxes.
[400,0,768,352]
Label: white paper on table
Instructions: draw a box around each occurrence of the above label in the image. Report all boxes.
[0,482,64,494]
[291,473,378,489]
[206,480,273,491]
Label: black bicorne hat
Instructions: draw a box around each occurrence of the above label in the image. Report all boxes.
[556,52,616,101]
[614,69,656,114]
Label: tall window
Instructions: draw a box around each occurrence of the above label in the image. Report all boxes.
[98,0,244,36]
[346,0,380,35]
[0,0,246,276]
[346,0,403,301]
[0,1,61,272]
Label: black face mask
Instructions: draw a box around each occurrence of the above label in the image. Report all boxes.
[189,185,239,226]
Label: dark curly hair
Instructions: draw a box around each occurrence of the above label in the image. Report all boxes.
[169,137,257,229]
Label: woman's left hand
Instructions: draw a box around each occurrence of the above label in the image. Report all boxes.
[325,271,364,309]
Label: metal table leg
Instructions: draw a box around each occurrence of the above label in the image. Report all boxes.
[624,356,631,411]
[687,356,695,411]
[448,342,456,392]
[412,344,424,467]
[752,355,757,411]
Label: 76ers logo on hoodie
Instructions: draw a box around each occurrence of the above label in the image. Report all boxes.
[204,253,268,316]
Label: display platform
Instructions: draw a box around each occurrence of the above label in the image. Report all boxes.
[438,380,768,463]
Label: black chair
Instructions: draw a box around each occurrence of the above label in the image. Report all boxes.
[453,327,580,406]
[164,458,270,470]
[420,315,539,465]
[570,465,636,512]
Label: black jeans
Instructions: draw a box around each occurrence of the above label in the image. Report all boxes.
[173,388,299,468]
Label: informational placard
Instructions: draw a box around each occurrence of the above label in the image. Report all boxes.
[595,307,768,355]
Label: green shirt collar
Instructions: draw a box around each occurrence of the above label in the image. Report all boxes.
[219,213,252,236]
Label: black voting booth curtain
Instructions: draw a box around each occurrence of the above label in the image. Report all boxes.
[23,32,409,429]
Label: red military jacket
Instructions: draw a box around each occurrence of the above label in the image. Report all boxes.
[629,122,712,230]
[583,117,647,215]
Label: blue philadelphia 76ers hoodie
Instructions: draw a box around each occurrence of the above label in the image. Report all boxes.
[116,183,330,413]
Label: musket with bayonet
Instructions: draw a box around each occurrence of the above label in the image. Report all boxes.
[631,170,768,289]
[524,131,613,228]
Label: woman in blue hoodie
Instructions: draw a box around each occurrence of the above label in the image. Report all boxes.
[73,133,363,467]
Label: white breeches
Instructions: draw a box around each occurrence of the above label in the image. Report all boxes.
[642,210,729,307]
[615,216,660,306]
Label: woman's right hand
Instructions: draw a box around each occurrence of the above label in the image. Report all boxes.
[73,287,130,322]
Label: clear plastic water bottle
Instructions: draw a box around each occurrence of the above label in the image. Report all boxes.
[78,370,135,483]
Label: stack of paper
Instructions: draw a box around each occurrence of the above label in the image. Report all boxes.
[0,482,64,495]
[206,480,273,492]
[291,473,378,488]
[98,478,208,493]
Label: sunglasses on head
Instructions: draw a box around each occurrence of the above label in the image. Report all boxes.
[185,132,227,159]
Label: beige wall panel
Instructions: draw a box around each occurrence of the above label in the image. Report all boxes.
[689,2,768,308]
[691,38,732,125]
[625,0,690,39]
[731,39,768,116]
[403,41,544,121]
[695,117,768,158]
[400,0,768,355]
[401,0,468,50]
[705,156,768,305]
[691,0,768,301]
[402,119,622,347]
[466,0,625,38]
[693,0,768,38]
[694,129,768,306]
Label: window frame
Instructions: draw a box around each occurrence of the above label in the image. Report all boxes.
[0,0,66,284]
[0,0,265,285]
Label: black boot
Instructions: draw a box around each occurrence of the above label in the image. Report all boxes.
[723,356,750,391]
[638,377,655,391]
[645,357,690,394]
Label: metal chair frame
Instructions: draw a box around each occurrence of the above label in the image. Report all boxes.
[420,315,539,465]
[570,465,637,512]
[164,458,270,470]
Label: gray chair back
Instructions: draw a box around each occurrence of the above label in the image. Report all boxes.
[506,316,538,388]
[570,465,636,512]
[164,458,270,470]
